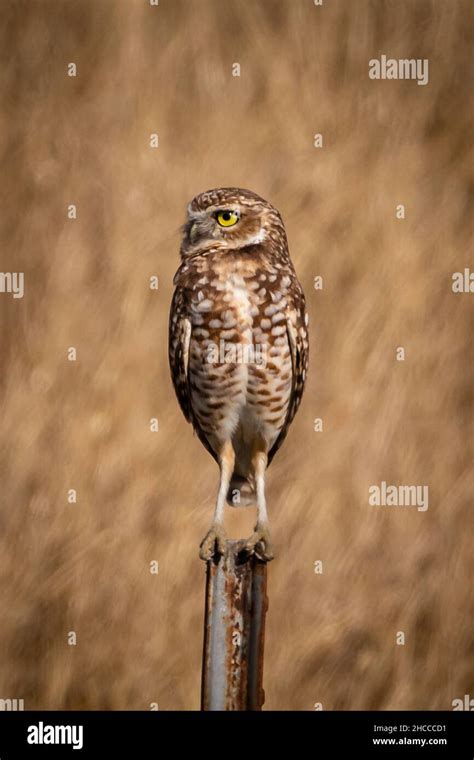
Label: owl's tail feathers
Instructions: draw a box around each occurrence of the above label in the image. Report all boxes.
[227,473,256,508]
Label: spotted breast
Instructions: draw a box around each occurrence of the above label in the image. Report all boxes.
[170,245,307,498]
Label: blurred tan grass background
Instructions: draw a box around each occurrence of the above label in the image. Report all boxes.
[0,0,473,709]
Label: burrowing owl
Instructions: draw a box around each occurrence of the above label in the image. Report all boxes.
[169,188,308,561]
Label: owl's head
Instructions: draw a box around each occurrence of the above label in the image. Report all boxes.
[180,187,286,258]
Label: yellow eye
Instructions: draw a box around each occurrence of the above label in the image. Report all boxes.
[216,210,239,227]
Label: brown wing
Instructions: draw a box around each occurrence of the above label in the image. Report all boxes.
[168,286,192,422]
[168,285,219,463]
[268,283,309,465]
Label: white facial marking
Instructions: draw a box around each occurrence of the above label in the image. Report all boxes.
[245,228,266,246]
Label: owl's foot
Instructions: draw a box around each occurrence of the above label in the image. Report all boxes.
[199,523,227,561]
[244,524,274,562]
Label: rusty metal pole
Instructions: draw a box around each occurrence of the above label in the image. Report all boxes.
[201,539,269,711]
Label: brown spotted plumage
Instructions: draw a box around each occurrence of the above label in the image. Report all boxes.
[169,188,309,560]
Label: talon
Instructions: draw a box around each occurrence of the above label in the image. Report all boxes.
[199,524,227,561]
[244,525,274,562]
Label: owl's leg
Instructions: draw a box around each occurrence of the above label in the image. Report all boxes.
[244,446,274,561]
[199,440,234,561]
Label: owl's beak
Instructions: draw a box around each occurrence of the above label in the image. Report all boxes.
[182,219,197,243]
[188,221,198,242]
